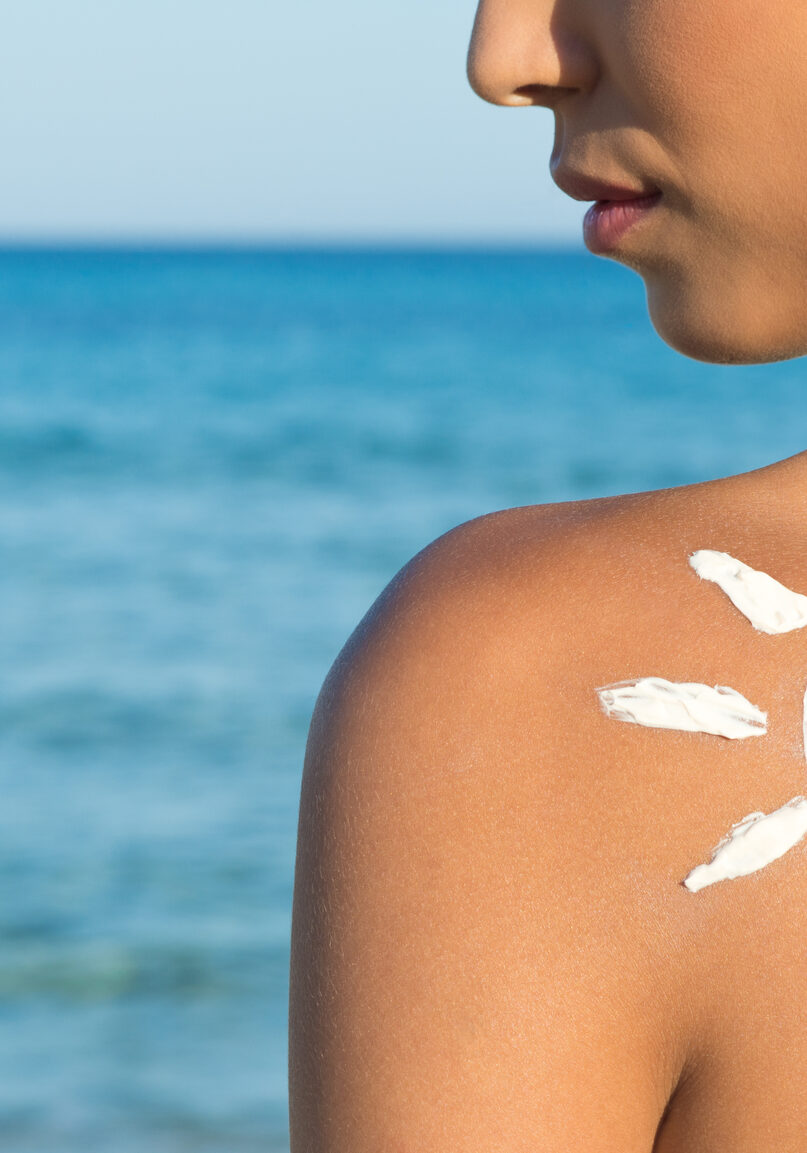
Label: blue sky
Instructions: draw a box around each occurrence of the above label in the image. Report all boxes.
[1,0,584,243]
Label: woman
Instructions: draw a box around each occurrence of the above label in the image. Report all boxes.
[289,0,807,1147]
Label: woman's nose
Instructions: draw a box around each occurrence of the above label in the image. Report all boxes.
[467,0,595,108]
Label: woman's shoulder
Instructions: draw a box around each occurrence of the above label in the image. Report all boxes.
[311,457,807,857]
[292,463,807,1149]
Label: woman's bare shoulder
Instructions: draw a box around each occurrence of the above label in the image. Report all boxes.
[291,465,807,1151]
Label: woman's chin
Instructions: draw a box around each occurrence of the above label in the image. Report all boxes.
[644,274,807,366]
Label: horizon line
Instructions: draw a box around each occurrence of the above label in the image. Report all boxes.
[0,236,586,254]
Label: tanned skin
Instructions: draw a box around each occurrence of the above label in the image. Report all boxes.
[291,451,807,1152]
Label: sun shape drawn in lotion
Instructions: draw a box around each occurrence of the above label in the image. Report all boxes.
[598,551,807,892]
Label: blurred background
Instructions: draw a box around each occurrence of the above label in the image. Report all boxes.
[3,2,806,1151]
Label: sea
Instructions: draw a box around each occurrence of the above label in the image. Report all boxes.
[1,246,805,1151]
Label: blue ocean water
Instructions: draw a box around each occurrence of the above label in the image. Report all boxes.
[0,247,805,1150]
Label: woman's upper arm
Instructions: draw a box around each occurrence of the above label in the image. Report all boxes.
[289,524,687,1152]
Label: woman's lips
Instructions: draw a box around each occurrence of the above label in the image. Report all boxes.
[583,191,663,253]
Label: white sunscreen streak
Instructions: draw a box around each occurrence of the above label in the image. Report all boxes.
[596,677,767,739]
[683,797,807,892]
[689,549,807,635]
